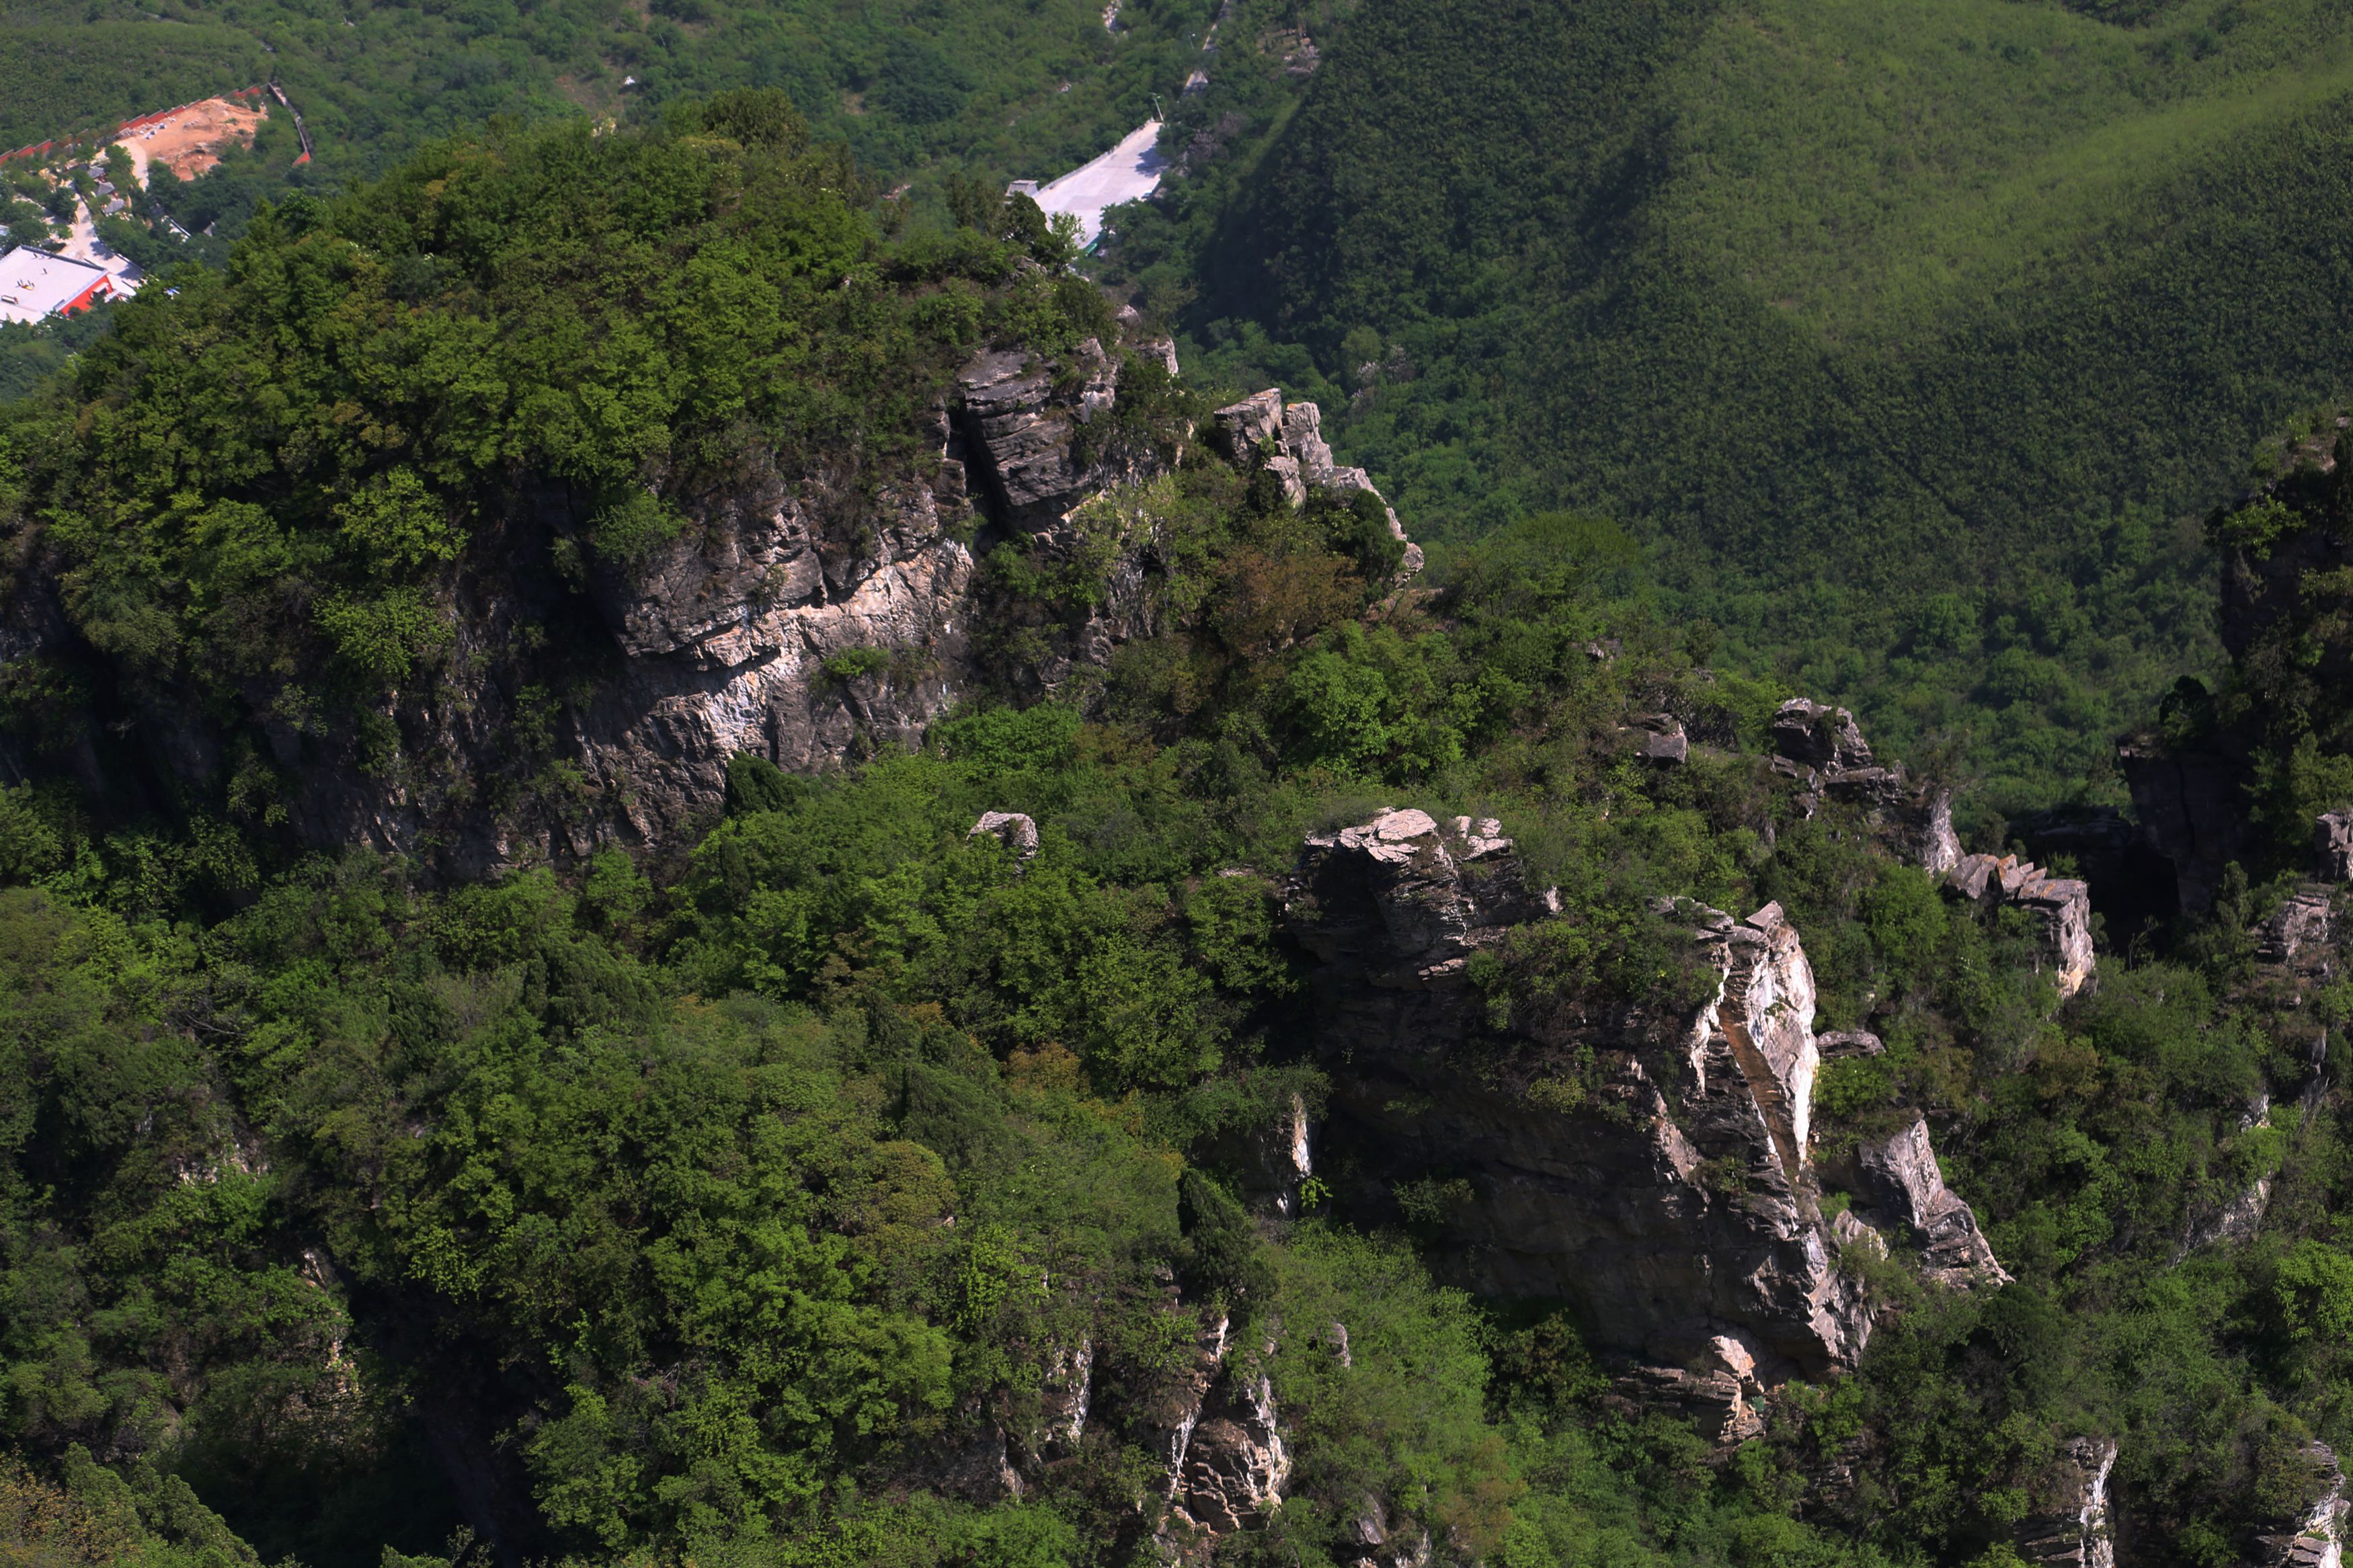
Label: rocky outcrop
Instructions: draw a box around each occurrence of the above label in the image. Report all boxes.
[1285,811,1875,1384]
[1831,1114,2009,1289]
[1171,1364,1289,1536]
[2262,886,2335,968]
[23,330,1210,878]
[1147,1315,1291,1553]
[969,811,1041,863]
[2260,1442,2348,1568]
[1946,854,2096,999]
[1211,389,1424,581]
[1622,713,1689,766]
[957,338,1123,531]
[1771,699,1958,873]
[2321,811,2353,882]
[2016,1437,2116,1568]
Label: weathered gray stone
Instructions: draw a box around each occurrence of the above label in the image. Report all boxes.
[1772,698,1874,773]
[1819,1030,1885,1059]
[2322,811,2353,882]
[2264,887,2335,966]
[1624,713,1689,766]
[2016,1437,2115,1568]
[969,811,1041,862]
[1839,1113,2010,1288]
[1212,388,1284,456]
[957,336,1127,532]
[1287,816,1875,1382]
[1944,854,2096,999]
[1771,698,1958,873]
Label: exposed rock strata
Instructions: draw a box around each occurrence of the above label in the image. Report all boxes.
[2015,1436,2116,1568]
[1283,811,1874,1382]
[1831,1114,2009,1288]
[1945,853,2096,999]
[1771,699,1958,873]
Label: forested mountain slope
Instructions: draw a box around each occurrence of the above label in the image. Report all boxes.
[7,100,2353,1568]
[1115,0,2353,808]
[0,0,1300,195]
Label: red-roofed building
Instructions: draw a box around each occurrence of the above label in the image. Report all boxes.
[0,248,116,324]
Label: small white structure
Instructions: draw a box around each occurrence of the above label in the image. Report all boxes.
[0,247,116,325]
[1014,120,1166,249]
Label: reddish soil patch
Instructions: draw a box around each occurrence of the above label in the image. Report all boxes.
[121,97,267,182]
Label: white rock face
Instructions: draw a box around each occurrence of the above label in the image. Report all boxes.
[1946,853,2096,999]
[1841,1114,2010,1289]
[2017,1437,2116,1568]
[1285,818,1873,1381]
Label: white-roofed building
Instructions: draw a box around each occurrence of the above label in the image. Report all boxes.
[0,247,117,324]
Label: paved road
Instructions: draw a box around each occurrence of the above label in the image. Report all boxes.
[1029,120,1166,249]
[58,192,143,294]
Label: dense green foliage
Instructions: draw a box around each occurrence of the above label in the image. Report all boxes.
[8,40,2353,1568]
[0,0,1277,196]
[0,22,262,153]
[0,100,1122,835]
[4,446,2349,1564]
[1104,0,2353,811]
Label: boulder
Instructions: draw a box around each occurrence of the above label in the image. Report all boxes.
[1819,1030,1885,1059]
[1839,1114,2009,1288]
[969,811,1041,862]
[1624,713,1689,766]
[1771,699,1875,773]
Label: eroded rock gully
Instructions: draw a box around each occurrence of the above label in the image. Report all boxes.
[1279,807,2006,1415]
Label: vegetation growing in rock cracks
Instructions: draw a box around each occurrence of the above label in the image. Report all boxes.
[5,81,2353,1568]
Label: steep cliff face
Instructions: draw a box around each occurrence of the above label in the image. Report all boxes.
[1282,809,1877,1384]
[13,332,1204,878]
[1771,698,1959,874]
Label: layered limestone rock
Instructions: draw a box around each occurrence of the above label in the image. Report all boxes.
[2260,1442,2348,1568]
[1946,854,2097,1000]
[2016,1437,2116,1568]
[1284,810,1874,1383]
[957,337,1124,531]
[1770,699,1959,873]
[1211,388,1424,581]
[1830,1114,2009,1289]
[1148,1315,1292,1553]
[2262,887,2336,970]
